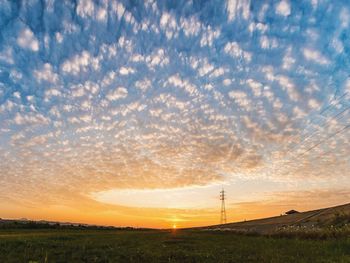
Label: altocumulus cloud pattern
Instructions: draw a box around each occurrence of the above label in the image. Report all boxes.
[0,0,350,203]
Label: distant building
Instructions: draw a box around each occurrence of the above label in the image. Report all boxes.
[285,209,299,215]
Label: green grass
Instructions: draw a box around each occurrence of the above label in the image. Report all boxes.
[0,229,349,263]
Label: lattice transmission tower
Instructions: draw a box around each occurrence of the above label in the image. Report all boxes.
[220,188,227,224]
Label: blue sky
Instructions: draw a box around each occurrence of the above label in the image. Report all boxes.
[0,0,350,226]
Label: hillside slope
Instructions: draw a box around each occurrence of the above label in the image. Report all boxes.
[202,203,350,234]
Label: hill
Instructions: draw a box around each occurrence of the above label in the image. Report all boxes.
[199,203,350,235]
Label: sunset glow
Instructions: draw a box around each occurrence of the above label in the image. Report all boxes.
[0,0,350,229]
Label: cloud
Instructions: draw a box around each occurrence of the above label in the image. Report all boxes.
[13,112,49,126]
[200,27,220,47]
[146,49,169,69]
[276,75,300,102]
[34,63,59,83]
[135,79,151,92]
[224,42,252,62]
[227,0,250,21]
[45,89,62,99]
[246,79,262,97]
[52,33,61,46]
[17,28,39,52]
[106,87,128,101]
[77,0,92,13]
[0,47,14,64]
[308,98,321,110]
[168,74,198,96]
[160,12,178,39]
[76,0,107,21]
[180,16,201,37]
[276,0,291,17]
[303,48,329,65]
[228,90,252,110]
[119,67,135,75]
[61,51,100,75]
[198,59,215,76]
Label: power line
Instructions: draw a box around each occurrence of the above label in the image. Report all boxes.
[270,95,350,176]
[319,92,348,115]
[297,122,350,158]
[289,103,350,153]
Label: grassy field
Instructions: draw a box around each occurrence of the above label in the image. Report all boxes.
[0,229,349,263]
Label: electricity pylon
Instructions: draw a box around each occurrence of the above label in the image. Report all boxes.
[220,188,227,224]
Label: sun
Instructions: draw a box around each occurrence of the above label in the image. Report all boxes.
[172,224,177,229]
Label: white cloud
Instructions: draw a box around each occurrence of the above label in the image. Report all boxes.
[276,75,299,102]
[282,47,295,70]
[0,47,14,64]
[260,36,278,49]
[303,48,329,65]
[198,59,214,76]
[228,90,252,110]
[112,2,125,19]
[210,67,225,78]
[276,0,291,17]
[17,28,39,52]
[224,42,252,62]
[227,0,238,21]
[45,89,62,100]
[160,12,178,40]
[77,0,95,18]
[101,71,117,88]
[49,106,61,117]
[340,8,349,28]
[168,74,198,96]
[13,92,21,99]
[200,27,220,47]
[135,79,151,92]
[119,67,135,75]
[249,22,268,34]
[223,79,232,86]
[331,38,344,54]
[34,63,59,84]
[0,100,15,113]
[131,54,144,62]
[204,84,214,91]
[55,32,63,43]
[293,106,306,119]
[146,49,169,69]
[106,87,128,101]
[71,85,85,97]
[80,114,92,123]
[180,16,201,37]
[97,7,107,22]
[84,81,99,94]
[13,112,49,126]
[10,70,22,81]
[61,50,100,75]
[308,98,321,110]
[227,0,250,22]
[246,79,262,97]
[154,94,188,110]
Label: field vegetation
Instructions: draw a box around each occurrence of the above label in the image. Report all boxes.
[0,228,349,263]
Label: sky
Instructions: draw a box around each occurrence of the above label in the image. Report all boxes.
[0,0,350,229]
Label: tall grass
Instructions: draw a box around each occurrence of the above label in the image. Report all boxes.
[0,229,349,262]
